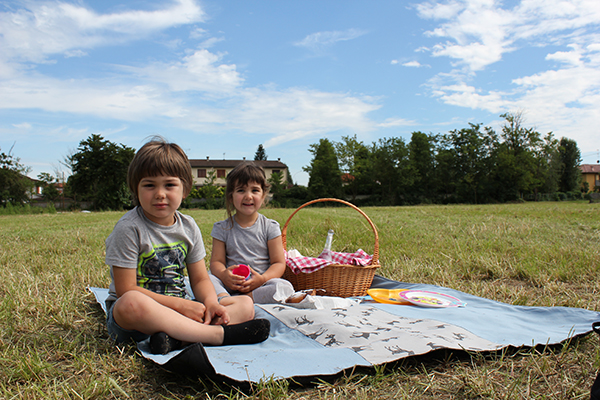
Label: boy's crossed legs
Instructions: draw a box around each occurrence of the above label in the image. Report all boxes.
[110,290,270,353]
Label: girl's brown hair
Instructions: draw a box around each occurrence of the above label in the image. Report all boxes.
[225,161,270,221]
[127,137,193,206]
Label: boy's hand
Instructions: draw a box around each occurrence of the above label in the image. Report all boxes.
[222,265,248,292]
[203,302,230,326]
[178,299,207,323]
[239,266,266,293]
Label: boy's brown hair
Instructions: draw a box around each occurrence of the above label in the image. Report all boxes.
[127,137,193,206]
[225,161,270,221]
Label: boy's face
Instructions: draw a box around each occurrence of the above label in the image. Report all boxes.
[137,175,184,226]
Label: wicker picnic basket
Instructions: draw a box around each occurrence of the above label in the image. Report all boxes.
[282,198,380,298]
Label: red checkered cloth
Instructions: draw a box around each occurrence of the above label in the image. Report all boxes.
[285,249,373,274]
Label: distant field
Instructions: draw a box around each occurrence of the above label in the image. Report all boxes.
[1,201,599,399]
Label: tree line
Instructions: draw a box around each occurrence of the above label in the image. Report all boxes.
[274,112,584,207]
[0,112,586,211]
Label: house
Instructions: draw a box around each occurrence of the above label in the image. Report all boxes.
[189,157,289,187]
[580,164,600,192]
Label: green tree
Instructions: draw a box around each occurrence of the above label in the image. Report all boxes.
[66,134,135,210]
[37,172,60,203]
[370,137,412,205]
[436,124,497,203]
[530,133,561,199]
[558,137,582,193]
[334,134,370,202]
[254,144,268,161]
[0,147,32,206]
[304,138,343,200]
[191,170,224,209]
[267,171,286,206]
[408,131,435,203]
[492,112,542,201]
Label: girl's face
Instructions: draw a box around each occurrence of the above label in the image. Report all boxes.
[232,180,266,218]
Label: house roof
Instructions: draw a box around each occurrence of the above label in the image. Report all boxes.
[189,159,288,169]
[580,164,600,174]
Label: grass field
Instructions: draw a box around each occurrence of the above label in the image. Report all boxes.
[1,201,599,399]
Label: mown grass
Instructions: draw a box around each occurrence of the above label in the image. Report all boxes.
[1,201,599,399]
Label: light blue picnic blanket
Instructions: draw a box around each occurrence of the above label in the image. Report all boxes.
[89,276,600,383]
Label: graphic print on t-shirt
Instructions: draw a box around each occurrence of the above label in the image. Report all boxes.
[137,241,188,297]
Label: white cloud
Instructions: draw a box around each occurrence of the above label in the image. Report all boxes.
[181,88,382,147]
[402,61,425,67]
[416,0,600,154]
[431,82,507,113]
[0,74,180,120]
[0,0,205,64]
[377,118,416,128]
[545,45,583,66]
[294,28,367,53]
[0,1,386,148]
[119,49,243,94]
[64,49,88,58]
[419,1,514,71]
[417,0,600,71]
[12,122,32,129]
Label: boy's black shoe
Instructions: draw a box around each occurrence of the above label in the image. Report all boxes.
[150,332,182,354]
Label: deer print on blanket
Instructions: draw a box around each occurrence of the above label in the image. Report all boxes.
[258,303,502,365]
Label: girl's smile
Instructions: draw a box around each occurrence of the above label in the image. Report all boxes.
[232,181,266,226]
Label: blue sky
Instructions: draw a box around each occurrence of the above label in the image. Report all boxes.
[1,0,599,186]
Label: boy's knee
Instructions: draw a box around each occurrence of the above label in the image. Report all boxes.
[239,295,255,319]
[221,294,255,319]
[113,291,147,325]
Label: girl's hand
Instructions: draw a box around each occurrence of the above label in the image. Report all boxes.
[178,299,206,323]
[222,265,247,292]
[203,302,230,326]
[239,266,266,293]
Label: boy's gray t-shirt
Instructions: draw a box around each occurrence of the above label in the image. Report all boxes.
[105,207,206,303]
[211,213,281,274]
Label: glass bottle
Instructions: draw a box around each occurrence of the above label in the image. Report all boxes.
[321,229,334,260]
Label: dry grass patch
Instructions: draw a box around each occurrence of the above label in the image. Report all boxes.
[1,202,599,399]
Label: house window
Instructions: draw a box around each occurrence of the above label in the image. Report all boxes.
[217,169,226,178]
[272,170,280,175]
[197,169,207,178]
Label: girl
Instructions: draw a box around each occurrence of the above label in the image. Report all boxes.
[209,162,295,304]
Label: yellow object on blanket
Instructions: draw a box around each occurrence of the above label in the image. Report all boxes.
[367,288,412,305]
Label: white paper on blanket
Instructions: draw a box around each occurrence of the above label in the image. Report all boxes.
[272,281,295,303]
[285,294,360,309]
[259,303,503,365]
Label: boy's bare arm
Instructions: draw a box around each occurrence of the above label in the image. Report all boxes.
[187,259,230,325]
[187,259,219,305]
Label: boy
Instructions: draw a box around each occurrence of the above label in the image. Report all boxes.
[105,138,270,354]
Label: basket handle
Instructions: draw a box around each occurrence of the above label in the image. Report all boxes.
[281,198,379,265]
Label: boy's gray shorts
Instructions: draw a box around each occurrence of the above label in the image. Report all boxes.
[105,299,150,344]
